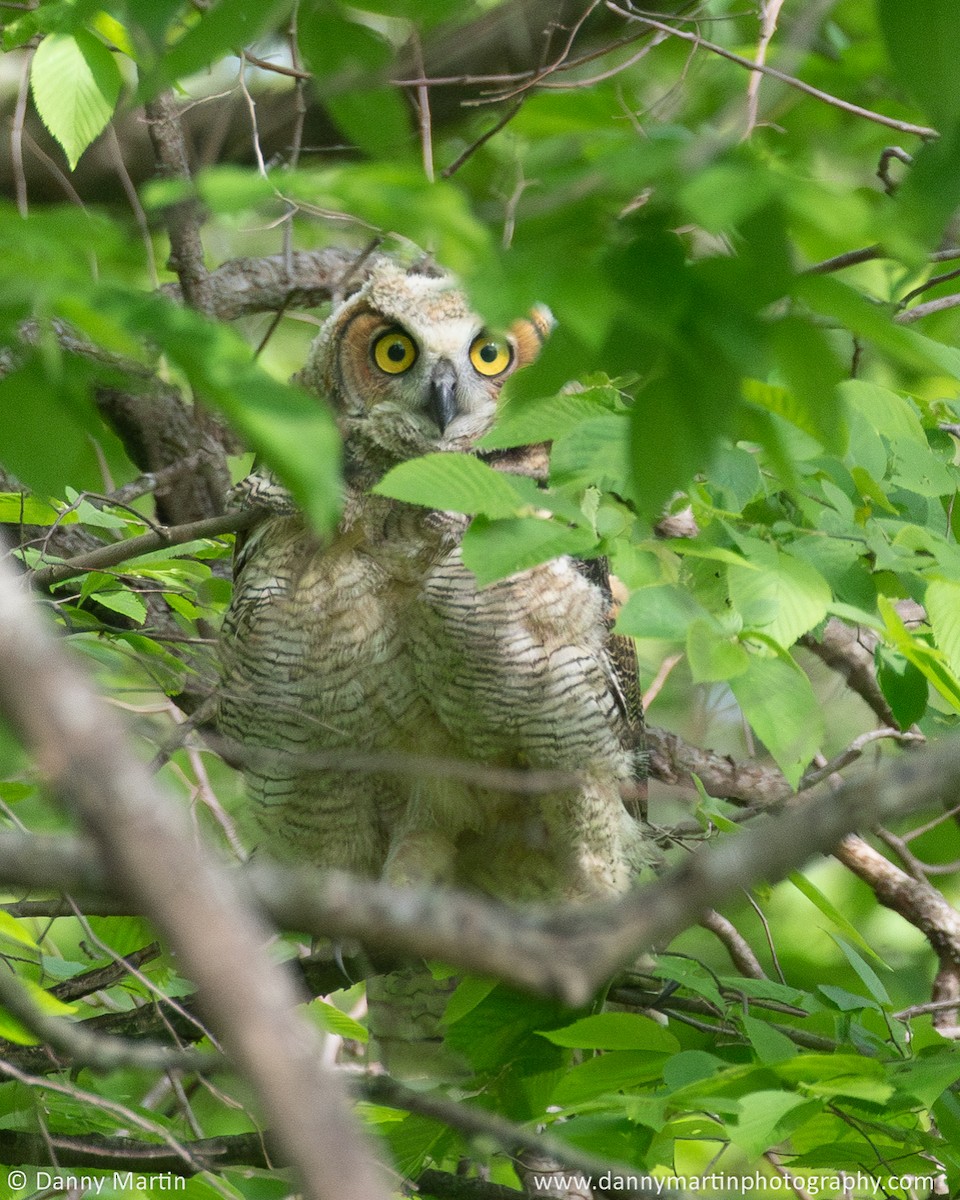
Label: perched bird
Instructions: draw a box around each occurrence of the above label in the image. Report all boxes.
[217,256,649,1068]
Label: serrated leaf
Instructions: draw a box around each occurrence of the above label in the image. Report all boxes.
[31,31,122,169]
[538,1012,679,1052]
[89,590,147,624]
[461,516,597,586]
[375,453,524,518]
[728,649,824,788]
[479,388,619,451]
[728,550,830,649]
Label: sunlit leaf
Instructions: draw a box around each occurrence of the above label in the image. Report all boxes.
[31,30,122,169]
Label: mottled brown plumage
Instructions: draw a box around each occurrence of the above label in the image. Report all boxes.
[217,257,649,1067]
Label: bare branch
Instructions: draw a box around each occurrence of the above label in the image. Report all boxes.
[743,0,786,139]
[159,247,367,319]
[27,508,260,590]
[800,618,897,728]
[699,910,767,979]
[0,966,215,1073]
[3,726,960,1010]
[896,293,960,324]
[606,4,939,140]
[144,91,215,316]
[0,551,389,1200]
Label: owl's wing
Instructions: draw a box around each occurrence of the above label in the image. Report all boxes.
[485,442,648,824]
[574,554,648,823]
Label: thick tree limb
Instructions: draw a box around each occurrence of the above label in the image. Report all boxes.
[0,734,958,1008]
[160,247,366,319]
[0,550,389,1200]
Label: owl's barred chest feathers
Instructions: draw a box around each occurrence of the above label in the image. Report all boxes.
[218,256,648,903]
[223,490,621,774]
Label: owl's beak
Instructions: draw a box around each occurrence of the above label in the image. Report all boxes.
[427,360,458,433]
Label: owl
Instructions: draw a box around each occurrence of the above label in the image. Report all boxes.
[217,257,650,1065]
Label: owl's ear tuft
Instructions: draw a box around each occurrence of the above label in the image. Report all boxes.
[509,304,555,369]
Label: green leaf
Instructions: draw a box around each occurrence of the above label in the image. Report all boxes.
[829,935,891,1007]
[538,1012,680,1052]
[479,387,619,451]
[461,516,597,587]
[926,580,960,679]
[728,1091,821,1159]
[551,1051,668,1107]
[875,647,928,729]
[31,30,122,169]
[0,494,74,525]
[879,595,960,713]
[877,0,960,125]
[616,584,709,641]
[89,589,147,625]
[788,872,887,966]
[0,911,38,949]
[686,618,749,683]
[739,1016,798,1065]
[775,1053,894,1103]
[298,11,410,159]
[728,549,831,649]
[768,316,847,453]
[374,452,526,518]
[728,649,824,788]
[309,999,368,1044]
[549,414,631,493]
[818,985,880,1012]
[137,0,295,99]
[0,353,130,498]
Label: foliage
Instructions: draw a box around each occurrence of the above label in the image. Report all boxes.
[3,0,960,1197]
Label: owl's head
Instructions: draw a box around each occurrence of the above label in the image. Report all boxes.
[299,258,552,463]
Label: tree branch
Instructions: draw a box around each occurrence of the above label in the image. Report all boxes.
[1,729,959,1009]
[0,550,389,1200]
[606,3,939,140]
[27,508,261,589]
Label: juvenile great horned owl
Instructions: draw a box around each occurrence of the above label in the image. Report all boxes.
[218,255,648,913]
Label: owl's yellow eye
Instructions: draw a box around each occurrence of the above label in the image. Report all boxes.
[372,328,418,374]
[469,333,513,377]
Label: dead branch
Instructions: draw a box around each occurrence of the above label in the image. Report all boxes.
[0,550,389,1200]
[1,725,959,1009]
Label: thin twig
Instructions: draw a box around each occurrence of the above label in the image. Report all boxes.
[442,101,523,179]
[605,3,939,140]
[743,0,786,139]
[28,508,261,589]
[896,293,960,324]
[11,48,33,217]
